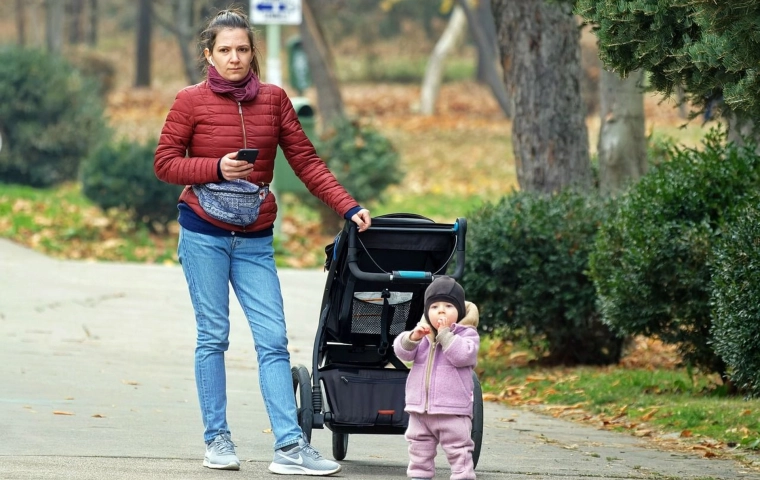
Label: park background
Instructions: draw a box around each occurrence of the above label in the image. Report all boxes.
[1,0,758,472]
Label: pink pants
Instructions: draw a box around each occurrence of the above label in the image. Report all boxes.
[405,412,475,480]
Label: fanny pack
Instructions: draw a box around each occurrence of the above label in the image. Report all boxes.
[192,180,269,226]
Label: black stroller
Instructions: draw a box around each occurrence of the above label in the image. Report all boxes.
[290,213,484,466]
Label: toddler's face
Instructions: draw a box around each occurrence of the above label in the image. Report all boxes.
[428,301,458,329]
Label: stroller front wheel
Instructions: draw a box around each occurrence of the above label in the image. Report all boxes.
[291,365,313,442]
[332,431,348,460]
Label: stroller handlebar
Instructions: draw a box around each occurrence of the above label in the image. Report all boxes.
[346,217,467,283]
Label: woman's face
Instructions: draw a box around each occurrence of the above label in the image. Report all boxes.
[206,28,253,82]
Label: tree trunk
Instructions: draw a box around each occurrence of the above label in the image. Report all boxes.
[300,0,345,130]
[66,0,85,45]
[420,5,467,116]
[45,0,64,54]
[175,0,201,85]
[598,69,647,196]
[135,0,152,87]
[726,111,760,152]
[87,0,98,47]
[492,0,591,193]
[458,0,511,118]
[15,0,26,46]
[475,0,498,83]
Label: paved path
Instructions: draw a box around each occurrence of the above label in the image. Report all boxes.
[1,238,758,479]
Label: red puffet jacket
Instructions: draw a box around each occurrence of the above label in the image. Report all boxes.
[154,81,358,232]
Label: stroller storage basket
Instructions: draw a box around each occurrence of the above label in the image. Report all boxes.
[351,291,412,336]
[320,365,409,428]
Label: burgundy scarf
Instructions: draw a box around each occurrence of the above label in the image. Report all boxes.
[207,65,260,102]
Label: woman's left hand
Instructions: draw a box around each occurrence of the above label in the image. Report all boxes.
[351,209,371,232]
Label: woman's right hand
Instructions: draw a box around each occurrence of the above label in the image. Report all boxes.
[220,151,255,180]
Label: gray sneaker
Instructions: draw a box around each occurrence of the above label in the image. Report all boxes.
[203,433,240,470]
[268,437,341,476]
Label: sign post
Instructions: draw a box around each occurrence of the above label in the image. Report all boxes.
[251,1,303,234]
[251,0,303,86]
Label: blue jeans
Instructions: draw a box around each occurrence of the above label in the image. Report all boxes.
[178,227,302,449]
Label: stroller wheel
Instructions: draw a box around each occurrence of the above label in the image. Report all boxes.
[471,371,484,468]
[291,365,313,442]
[332,431,348,461]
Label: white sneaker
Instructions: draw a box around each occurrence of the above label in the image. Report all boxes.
[268,437,341,476]
[203,433,240,470]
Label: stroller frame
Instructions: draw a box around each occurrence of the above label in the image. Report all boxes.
[290,213,484,465]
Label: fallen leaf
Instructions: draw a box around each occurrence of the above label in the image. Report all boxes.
[53,411,74,416]
[641,408,659,421]
[91,414,106,418]
[121,380,140,386]
[263,428,272,434]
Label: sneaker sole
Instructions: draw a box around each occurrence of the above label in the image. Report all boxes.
[203,459,240,470]
[268,462,341,476]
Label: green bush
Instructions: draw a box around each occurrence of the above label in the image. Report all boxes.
[81,138,183,230]
[315,118,403,204]
[589,128,760,376]
[464,190,624,366]
[0,47,108,187]
[311,118,403,231]
[711,203,760,397]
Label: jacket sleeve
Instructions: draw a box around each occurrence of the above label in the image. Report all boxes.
[277,90,358,217]
[154,88,220,186]
[392,331,419,362]
[436,325,479,368]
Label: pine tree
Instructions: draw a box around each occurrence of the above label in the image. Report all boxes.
[576,1,760,124]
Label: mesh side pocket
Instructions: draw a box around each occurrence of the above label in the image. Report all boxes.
[351,292,413,335]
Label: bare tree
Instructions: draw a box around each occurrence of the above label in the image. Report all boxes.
[45,0,64,54]
[492,0,591,193]
[66,0,85,45]
[458,0,511,118]
[88,0,98,47]
[15,0,26,46]
[299,0,345,129]
[597,69,647,196]
[152,0,202,85]
[420,5,467,115]
[135,0,152,87]
[474,0,498,83]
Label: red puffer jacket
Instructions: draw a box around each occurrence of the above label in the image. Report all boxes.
[154,81,359,232]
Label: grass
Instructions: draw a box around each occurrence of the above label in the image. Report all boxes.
[0,183,178,264]
[477,336,760,460]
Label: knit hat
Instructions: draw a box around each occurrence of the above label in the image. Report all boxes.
[424,276,465,322]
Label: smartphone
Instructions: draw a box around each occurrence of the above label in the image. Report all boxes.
[237,148,259,163]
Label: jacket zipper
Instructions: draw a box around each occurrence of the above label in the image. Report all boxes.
[423,338,437,412]
[237,100,248,232]
[237,101,247,147]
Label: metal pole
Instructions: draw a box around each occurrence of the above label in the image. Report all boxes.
[266,24,282,86]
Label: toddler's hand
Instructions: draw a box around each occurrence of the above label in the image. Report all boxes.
[409,325,431,342]
[436,317,454,330]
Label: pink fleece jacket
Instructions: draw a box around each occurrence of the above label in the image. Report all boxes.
[393,302,480,417]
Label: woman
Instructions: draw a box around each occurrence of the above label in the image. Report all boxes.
[154,8,370,476]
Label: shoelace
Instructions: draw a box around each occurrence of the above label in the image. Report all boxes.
[211,435,236,455]
[300,442,323,460]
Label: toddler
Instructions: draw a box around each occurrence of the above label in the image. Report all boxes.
[393,276,480,480]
